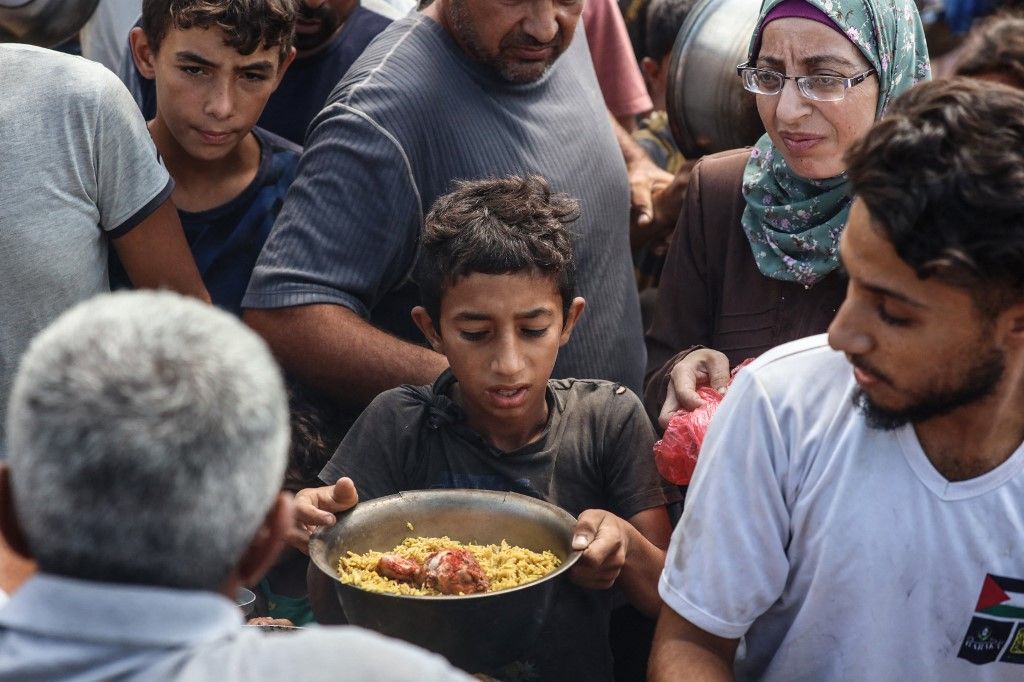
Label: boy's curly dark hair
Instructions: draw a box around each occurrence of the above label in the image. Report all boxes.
[845,77,1024,316]
[142,0,297,59]
[284,381,346,492]
[416,175,580,325]
[955,12,1024,90]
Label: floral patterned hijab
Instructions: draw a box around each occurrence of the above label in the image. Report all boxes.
[740,0,930,286]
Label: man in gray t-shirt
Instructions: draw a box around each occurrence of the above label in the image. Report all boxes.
[243,0,654,414]
[0,44,208,450]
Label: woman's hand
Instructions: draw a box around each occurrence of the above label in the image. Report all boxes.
[659,349,731,428]
[287,477,359,553]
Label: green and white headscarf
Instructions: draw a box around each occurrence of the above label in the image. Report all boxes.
[740,0,930,286]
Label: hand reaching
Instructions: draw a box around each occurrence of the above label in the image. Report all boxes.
[287,477,359,553]
[659,349,731,429]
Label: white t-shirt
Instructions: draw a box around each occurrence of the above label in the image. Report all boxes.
[0,44,171,447]
[660,334,1024,680]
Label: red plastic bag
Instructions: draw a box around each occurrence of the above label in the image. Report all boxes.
[653,359,754,485]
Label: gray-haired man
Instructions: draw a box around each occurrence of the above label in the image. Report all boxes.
[0,291,468,681]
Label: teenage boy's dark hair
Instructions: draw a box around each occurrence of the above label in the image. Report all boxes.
[954,12,1024,89]
[845,78,1024,317]
[645,0,697,62]
[417,175,579,325]
[141,0,297,59]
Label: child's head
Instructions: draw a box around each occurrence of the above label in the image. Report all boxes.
[954,12,1024,91]
[417,175,579,325]
[131,0,297,161]
[642,0,697,111]
[412,176,585,439]
[284,380,346,493]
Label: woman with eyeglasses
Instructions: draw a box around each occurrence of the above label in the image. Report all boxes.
[643,0,930,428]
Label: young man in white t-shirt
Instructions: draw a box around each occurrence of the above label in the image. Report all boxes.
[649,78,1024,680]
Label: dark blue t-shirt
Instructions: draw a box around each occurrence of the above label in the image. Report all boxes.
[181,127,300,315]
[109,127,300,315]
[123,7,391,144]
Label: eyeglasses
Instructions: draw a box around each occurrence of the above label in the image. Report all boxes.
[736,63,876,102]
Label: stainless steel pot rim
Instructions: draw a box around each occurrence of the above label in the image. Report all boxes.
[310,488,583,601]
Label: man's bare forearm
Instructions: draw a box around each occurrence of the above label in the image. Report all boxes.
[610,110,650,167]
[649,605,738,681]
[244,304,448,407]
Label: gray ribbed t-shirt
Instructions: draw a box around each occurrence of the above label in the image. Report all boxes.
[0,45,173,449]
[244,15,645,392]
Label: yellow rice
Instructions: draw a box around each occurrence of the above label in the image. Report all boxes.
[337,535,561,596]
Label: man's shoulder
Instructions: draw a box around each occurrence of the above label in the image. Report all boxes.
[730,334,853,418]
[326,15,456,110]
[313,5,392,70]
[348,5,395,35]
[234,626,466,680]
[747,334,846,377]
[2,44,121,101]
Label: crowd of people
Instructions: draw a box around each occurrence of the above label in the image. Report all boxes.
[1,0,1023,679]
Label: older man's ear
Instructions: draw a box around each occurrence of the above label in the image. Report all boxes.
[0,465,36,594]
[234,492,295,588]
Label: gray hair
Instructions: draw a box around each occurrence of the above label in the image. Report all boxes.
[5,291,290,590]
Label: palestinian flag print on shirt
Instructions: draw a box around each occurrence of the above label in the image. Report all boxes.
[959,574,1024,665]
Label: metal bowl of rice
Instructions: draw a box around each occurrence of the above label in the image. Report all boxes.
[309,489,581,672]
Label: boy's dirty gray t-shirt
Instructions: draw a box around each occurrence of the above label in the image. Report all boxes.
[320,371,681,681]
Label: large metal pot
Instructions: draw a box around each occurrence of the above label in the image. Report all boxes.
[667,0,765,157]
[0,0,100,47]
[309,489,582,673]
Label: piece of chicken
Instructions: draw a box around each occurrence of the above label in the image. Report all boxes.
[376,554,423,584]
[419,548,490,595]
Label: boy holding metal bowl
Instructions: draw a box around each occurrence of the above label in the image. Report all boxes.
[293,175,680,680]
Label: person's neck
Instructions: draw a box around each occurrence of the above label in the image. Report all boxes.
[148,118,260,213]
[914,365,1024,481]
[452,384,549,453]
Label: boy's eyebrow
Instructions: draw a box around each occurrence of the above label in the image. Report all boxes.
[174,51,218,67]
[173,52,274,73]
[453,311,491,322]
[514,308,554,319]
[451,308,553,321]
[237,59,275,73]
